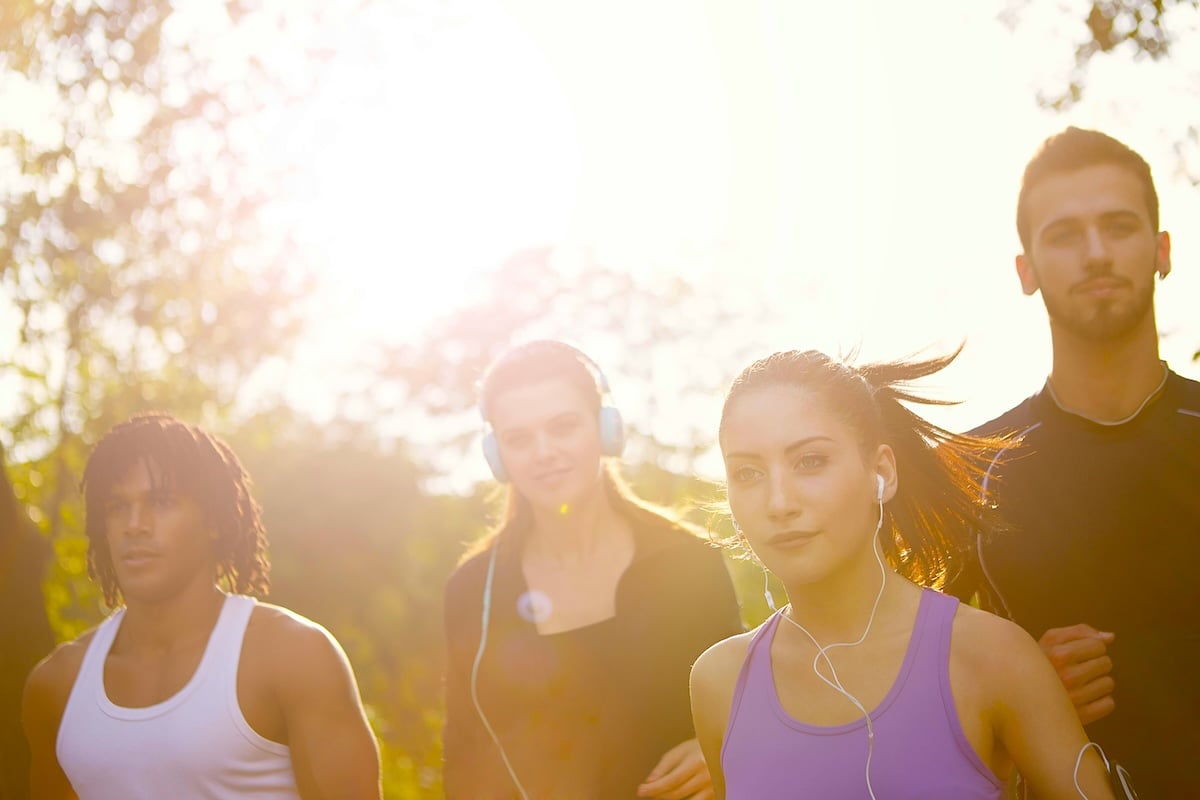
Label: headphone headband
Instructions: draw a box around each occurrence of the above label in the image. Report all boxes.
[480,340,612,418]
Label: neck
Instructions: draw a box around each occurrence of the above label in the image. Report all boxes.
[783,540,899,644]
[1047,320,1166,422]
[120,581,225,649]
[525,485,623,565]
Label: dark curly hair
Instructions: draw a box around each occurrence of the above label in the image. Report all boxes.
[81,412,270,606]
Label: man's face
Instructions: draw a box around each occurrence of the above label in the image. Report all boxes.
[1016,163,1170,343]
[103,458,217,604]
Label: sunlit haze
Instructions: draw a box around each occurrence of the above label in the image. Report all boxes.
[258,0,1200,483]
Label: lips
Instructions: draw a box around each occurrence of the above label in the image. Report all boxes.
[533,467,572,483]
[767,530,820,549]
[119,548,161,567]
[1073,276,1128,296]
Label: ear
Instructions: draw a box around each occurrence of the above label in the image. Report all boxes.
[871,444,898,503]
[1015,253,1039,296]
[1155,230,1171,280]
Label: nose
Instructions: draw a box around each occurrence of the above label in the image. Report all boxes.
[766,469,801,522]
[124,501,150,535]
[1083,225,1112,270]
[531,430,555,461]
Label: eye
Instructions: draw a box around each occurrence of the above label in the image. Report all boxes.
[1045,226,1082,246]
[729,465,762,483]
[794,452,827,471]
[1103,218,1138,237]
[500,432,532,450]
[548,416,582,438]
[151,491,175,509]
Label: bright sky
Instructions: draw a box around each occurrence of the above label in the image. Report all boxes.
[262,0,1200,481]
[3,0,1199,481]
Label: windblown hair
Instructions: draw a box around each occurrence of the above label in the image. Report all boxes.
[81,412,270,606]
[719,348,1012,599]
[461,340,693,562]
[1017,126,1159,253]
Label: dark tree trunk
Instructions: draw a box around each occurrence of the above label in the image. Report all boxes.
[0,444,55,800]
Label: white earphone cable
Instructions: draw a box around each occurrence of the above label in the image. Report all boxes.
[778,492,888,800]
[471,544,531,800]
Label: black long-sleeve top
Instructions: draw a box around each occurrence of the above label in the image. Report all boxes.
[442,514,743,799]
[974,369,1200,798]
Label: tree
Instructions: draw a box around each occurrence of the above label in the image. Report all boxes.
[0,1,314,636]
[1003,0,1200,185]
[369,246,774,481]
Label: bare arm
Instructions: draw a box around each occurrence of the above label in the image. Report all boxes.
[637,738,712,800]
[21,644,84,800]
[687,634,752,800]
[270,618,381,800]
[972,614,1114,799]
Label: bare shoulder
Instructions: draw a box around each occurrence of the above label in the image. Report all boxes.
[245,602,350,673]
[25,631,95,701]
[950,604,1049,686]
[23,629,98,731]
[691,627,755,691]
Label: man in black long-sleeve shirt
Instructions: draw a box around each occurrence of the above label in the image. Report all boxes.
[973,127,1200,797]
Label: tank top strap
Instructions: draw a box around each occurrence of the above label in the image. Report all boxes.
[882,588,961,731]
[918,588,960,666]
[77,609,127,699]
[721,611,784,761]
[207,594,257,686]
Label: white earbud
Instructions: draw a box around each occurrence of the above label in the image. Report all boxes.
[876,474,885,501]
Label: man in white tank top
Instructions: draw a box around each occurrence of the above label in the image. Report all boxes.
[20,413,382,800]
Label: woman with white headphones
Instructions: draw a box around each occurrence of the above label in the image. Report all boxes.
[691,349,1120,799]
[443,340,743,799]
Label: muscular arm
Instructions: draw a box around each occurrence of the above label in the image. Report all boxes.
[21,642,85,800]
[265,614,381,800]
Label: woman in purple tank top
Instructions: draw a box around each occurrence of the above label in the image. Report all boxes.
[690,349,1116,799]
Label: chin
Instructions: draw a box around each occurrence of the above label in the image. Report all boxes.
[532,484,597,516]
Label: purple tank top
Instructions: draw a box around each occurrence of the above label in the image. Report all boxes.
[721,588,1003,799]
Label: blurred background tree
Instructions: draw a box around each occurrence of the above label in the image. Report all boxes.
[1005,0,1200,187]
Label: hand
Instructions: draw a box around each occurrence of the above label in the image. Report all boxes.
[1038,623,1116,726]
[637,737,713,800]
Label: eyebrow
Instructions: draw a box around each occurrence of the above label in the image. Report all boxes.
[495,411,581,435]
[724,435,833,461]
[1037,209,1144,238]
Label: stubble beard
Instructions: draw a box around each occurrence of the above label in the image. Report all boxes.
[1040,270,1157,344]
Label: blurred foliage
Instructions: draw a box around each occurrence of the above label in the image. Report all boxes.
[1004,0,1200,190]
[0,0,317,635]
[1003,0,1198,109]
[369,246,771,480]
[0,3,776,797]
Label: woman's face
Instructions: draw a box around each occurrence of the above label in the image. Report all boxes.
[488,376,605,514]
[721,383,892,586]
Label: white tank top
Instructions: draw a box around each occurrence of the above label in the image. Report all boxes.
[57,594,300,799]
